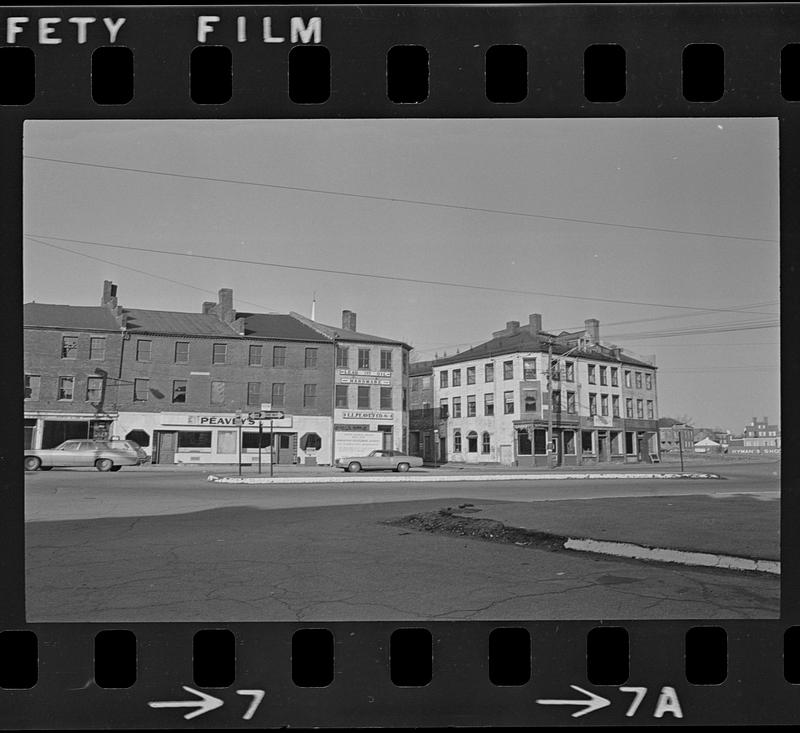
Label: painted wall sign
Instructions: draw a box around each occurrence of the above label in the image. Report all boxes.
[340,410,394,421]
[339,376,392,385]
[334,430,383,459]
[337,368,391,378]
[161,413,293,428]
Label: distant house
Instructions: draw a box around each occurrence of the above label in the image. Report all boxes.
[694,436,721,453]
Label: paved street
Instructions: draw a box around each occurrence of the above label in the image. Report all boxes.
[25,461,780,621]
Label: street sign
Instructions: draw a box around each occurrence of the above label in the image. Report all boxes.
[248,410,285,420]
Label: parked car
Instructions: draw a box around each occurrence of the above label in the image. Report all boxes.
[335,449,424,473]
[24,439,147,472]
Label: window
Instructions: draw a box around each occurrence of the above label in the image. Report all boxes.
[247,382,261,405]
[335,384,348,408]
[588,364,596,384]
[380,350,392,371]
[564,430,576,455]
[175,341,190,363]
[411,378,420,392]
[503,360,514,380]
[484,393,494,416]
[635,372,642,389]
[452,369,462,387]
[625,398,634,418]
[523,358,537,380]
[645,373,653,390]
[380,387,393,410]
[589,393,597,416]
[134,378,149,402]
[565,361,574,382]
[452,396,462,418]
[467,431,478,453]
[172,380,187,404]
[86,376,103,401]
[534,429,547,455]
[89,337,105,360]
[481,432,491,454]
[523,388,537,413]
[453,430,462,452]
[636,399,644,419]
[612,395,620,417]
[304,384,317,408]
[566,391,576,414]
[358,348,370,369]
[467,394,476,417]
[336,345,349,368]
[601,394,609,416]
[625,432,635,455]
[646,400,654,419]
[212,343,227,364]
[304,347,318,368]
[58,376,74,400]
[624,370,632,388]
[271,382,285,407]
[177,431,212,449]
[358,386,370,409]
[516,428,532,455]
[440,371,449,388]
[136,339,151,362]
[504,390,514,414]
[61,336,78,359]
[439,398,449,419]
[210,381,225,404]
[217,432,238,455]
[552,390,561,413]
[24,375,41,400]
[611,367,618,387]
[582,431,594,454]
[466,366,476,384]
[249,344,263,367]
[242,431,270,450]
[600,366,607,386]
[403,388,407,411]
[273,346,287,367]
[485,363,494,382]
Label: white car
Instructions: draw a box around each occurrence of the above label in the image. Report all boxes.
[335,449,424,473]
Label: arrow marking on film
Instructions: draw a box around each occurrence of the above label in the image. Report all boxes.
[148,686,224,720]
[536,685,612,718]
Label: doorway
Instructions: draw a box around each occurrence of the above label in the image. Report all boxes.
[154,431,177,464]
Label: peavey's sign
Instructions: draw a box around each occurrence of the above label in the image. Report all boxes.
[161,413,292,427]
[3,15,320,45]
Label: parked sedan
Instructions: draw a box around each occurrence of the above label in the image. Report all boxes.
[24,439,147,472]
[335,449,424,473]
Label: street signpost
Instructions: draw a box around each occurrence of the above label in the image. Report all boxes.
[248,412,285,477]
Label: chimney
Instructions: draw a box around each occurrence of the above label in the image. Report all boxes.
[201,301,215,314]
[584,318,600,343]
[528,313,542,335]
[101,280,118,309]
[216,288,235,323]
[342,310,357,331]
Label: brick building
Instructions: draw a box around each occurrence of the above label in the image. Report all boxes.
[408,360,435,462]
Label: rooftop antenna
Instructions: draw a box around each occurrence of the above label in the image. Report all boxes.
[311,291,317,321]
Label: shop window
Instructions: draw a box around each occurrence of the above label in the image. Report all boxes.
[484,393,494,416]
[504,391,514,414]
[625,432,635,455]
[136,339,151,362]
[61,335,78,359]
[588,364,596,384]
[172,380,187,403]
[503,361,514,380]
[249,344,263,367]
[125,430,150,448]
[523,389,537,413]
[210,381,225,404]
[564,430,576,455]
[452,369,462,387]
[271,383,285,407]
[86,376,103,402]
[565,361,574,382]
[358,386,370,409]
[566,391,576,414]
[305,348,318,368]
[133,378,149,402]
[481,432,491,454]
[485,363,494,382]
[467,394,476,417]
[582,431,594,454]
[440,371,449,388]
[175,341,190,363]
[247,382,261,405]
[177,431,212,449]
[452,396,462,418]
[516,428,532,455]
[89,337,106,361]
[534,429,547,455]
[24,374,40,401]
[304,384,317,408]
[439,398,449,419]
[335,385,348,408]
[453,430,462,452]
[611,367,619,387]
[358,348,370,369]
[242,431,270,449]
[380,350,392,371]
[300,432,322,450]
[336,345,349,368]
[599,366,607,386]
[467,431,478,453]
[212,343,227,365]
[380,387,392,410]
[273,346,287,367]
[217,430,238,454]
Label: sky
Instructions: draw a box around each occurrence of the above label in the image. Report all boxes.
[23,118,780,432]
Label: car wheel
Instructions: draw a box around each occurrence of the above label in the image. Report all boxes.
[109,466,122,472]
[95,459,114,472]
[347,462,362,473]
[24,456,41,471]
[397,462,410,472]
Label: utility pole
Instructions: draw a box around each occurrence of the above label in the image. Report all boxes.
[331,335,338,467]
[547,339,554,468]
[678,427,685,472]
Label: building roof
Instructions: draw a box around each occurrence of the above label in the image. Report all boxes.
[24,303,121,331]
[290,312,410,349]
[122,309,240,336]
[237,313,332,342]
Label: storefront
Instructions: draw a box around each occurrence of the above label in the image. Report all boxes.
[114,412,332,465]
[24,411,117,450]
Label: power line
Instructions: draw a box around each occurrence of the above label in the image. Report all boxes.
[24,233,778,316]
[24,154,779,245]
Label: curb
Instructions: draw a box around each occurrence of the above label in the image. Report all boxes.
[207,471,722,484]
[564,537,780,575]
